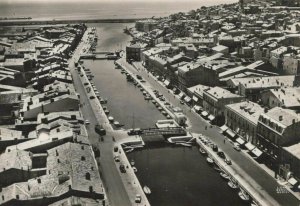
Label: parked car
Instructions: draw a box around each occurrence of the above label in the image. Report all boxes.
[217,151,226,159]
[114,146,119,152]
[119,164,126,173]
[114,155,120,162]
[95,124,106,135]
[89,96,95,99]
[85,120,90,125]
[233,143,241,151]
[225,158,232,165]
[135,194,142,203]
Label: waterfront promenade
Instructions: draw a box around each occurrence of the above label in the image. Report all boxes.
[117,57,300,206]
[68,29,149,206]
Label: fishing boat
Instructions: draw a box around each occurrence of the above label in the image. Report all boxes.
[125,148,134,153]
[151,100,156,104]
[167,115,172,119]
[108,116,114,122]
[228,180,238,189]
[199,148,206,155]
[206,157,214,164]
[220,171,230,180]
[238,189,250,201]
[143,186,151,195]
[144,95,152,100]
[104,109,110,115]
[132,166,137,173]
[162,111,167,116]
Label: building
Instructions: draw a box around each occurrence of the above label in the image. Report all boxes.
[135,19,158,32]
[261,87,300,111]
[280,143,300,182]
[225,101,264,144]
[126,43,142,62]
[256,107,300,172]
[232,75,295,102]
[177,62,201,92]
[186,84,210,107]
[203,87,245,125]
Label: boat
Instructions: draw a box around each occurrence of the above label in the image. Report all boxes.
[167,115,172,119]
[104,109,110,115]
[130,160,135,166]
[143,186,151,195]
[251,200,258,206]
[114,121,121,127]
[132,166,137,173]
[238,189,250,201]
[228,180,238,189]
[220,171,230,180]
[206,157,214,164]
[125,148,134,153]
[162,111,167,115]
[144,95,152,100]
[108,116,114,122]
[143,91,147,95]
[199,148,206,155]
[180,142,192,147]
[213,165,222,172]
[158,107,163,111]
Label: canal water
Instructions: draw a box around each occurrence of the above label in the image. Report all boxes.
[127,145,250,206]
[83,23,166,129]
[84,23,249,206]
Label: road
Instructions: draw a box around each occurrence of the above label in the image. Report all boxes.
[68,31,132,206]
[118,58,300,206]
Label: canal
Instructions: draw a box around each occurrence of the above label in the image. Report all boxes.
[83,23,166,129]
[84,23,249,206]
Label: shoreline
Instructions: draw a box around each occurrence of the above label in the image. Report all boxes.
[0,18,143,26]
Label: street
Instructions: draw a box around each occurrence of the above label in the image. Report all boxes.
[118,58,300,206]
[68,32,132,206]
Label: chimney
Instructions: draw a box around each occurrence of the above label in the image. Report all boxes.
[279,115,283,121]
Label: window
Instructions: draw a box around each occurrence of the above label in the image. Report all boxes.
[85,172,91,180]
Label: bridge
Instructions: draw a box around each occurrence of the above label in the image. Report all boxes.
[141,127,186,137]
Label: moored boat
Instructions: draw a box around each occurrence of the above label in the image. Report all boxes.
[206,157,214,164]
[180,142,192,147]
[143,186,151,195]
[220,171,230,180]
[108,116,114,122]
[132,166,137,173]
[238,189,250,201]
[130,160,135,166]
[114,121,120,127]
[228,180,238,189]
[199,148,206,155]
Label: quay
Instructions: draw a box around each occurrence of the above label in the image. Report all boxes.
[116,57,300,206]
[70,28,150,206]
[195,134,280,206]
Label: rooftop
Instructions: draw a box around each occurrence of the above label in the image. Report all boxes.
[261,107,300,128]
[205,86,243,100]
[226,101,264,124]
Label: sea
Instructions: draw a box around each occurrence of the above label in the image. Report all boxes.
[0,0,238,20]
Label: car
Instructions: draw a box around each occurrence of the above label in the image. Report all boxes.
[114,146,119,152]
[119,164,126,173]
[135,194,142,203]
[164,102,170,105]
[114,155,120,162]
[85,120,90,125]
[225,158,232,165]
[95,124,106,135]
[89,96,95,99]
[217,151,226,159]
[212,144,218,152]
[84,82,89,86]
[233,143,241,151]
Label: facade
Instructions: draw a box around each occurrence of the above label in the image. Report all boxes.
[225,101,264,143]
[203,87,245,125]
[126,44,142,62]
[256,107,300,171]
[280,143,300,182]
